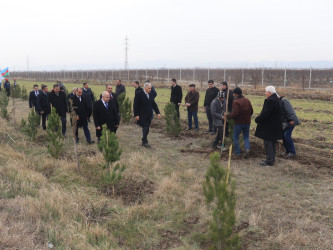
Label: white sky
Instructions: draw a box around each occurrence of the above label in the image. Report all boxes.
[1,0,332,70]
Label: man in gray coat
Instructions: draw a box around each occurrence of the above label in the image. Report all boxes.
[210,91,226,149]
[280,96,300,158]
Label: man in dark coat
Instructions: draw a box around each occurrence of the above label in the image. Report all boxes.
[72,88,94,144]
[210,91,226,149]
[29,84,40,112]
[37,85,51,130]
[49,84,68,136]
[220,81,234,136]
[82,82,95,120]
[134,82,161,148]
[170,78,182,119]
[4,79,10,96]
[100,84,119,114]
[185,84,200,131]
[204,80,219,134]
[255,86,283,166]
[94,91,119,142]
[280,96,300,158]
[116,79,126,96]
[132,81,143,96]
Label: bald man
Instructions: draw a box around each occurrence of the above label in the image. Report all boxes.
[93,91,119,142]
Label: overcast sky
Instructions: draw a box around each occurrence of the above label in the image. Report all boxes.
[1,0,332,70]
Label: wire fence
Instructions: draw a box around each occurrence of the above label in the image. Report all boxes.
[9,68,333,89]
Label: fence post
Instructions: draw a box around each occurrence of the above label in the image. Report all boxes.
[224,69,226,81]
[180,68,182,82]
[261,68,264,86]
[309,67,312,89]
[284,68,287,87]
[127,69,129,82]
[208,67,210,81]
[242,69,244,85]
[193,68,195,82]
[167,68,169,80]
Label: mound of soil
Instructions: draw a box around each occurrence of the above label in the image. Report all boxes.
[102,177,155,205]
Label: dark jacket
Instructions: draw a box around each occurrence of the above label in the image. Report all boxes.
[133,90,160,127]
[49,91,67,117]
[185,90,199,112]
[280,97,300,130]
[210,97,225,127]
[29,90,40,111]
[170,85,183,104]
[116,84,126,96]
[135,86,143,96]
[37,92,51,115]
[72,95,91,127]
[255,93,283,141]
[4,80,10,89]
[222,88,234,112]
[93,99,119,132]
[151,86,157,98]
[99,92,119,114]
[227,95,253,125]
[204,87,219,107]
[82,87,95,111]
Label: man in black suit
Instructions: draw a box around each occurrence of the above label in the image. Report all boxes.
[134,82,161,148]
[82,82,95,121]
[37,85,51,130]
[100,84,119,113]
[29,84,40,112]
[132,81,143,96]
[72,88,94,144]
[93,91,119,143]
[170,78,182,118]
[49,84,68,137]
[116,79,126,96]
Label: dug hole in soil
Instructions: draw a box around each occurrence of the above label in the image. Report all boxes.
[102,177,155,205]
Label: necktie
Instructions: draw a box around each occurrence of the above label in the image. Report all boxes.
[146,94,149,99]
[105,102,108,110]
[110,94,113,99]
[35,91,38,96]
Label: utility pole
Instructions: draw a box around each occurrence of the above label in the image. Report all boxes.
[124,35,129,70]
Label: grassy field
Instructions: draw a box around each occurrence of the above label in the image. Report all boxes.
[0,80,332,249]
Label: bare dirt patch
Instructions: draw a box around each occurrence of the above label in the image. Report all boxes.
[102,177,155,205]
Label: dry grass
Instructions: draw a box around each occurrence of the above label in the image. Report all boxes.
[0,89,332,249]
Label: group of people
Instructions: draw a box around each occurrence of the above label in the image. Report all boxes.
[0,78,16,96]
[29,80,127,144]
[27,77,300,166]
[170,79,300,166]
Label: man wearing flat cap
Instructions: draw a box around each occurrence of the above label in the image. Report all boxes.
[185,84,200,131]
[254,86,283,166]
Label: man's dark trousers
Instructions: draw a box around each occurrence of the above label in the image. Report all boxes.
[264,140,276,165]
[206,106,216,132]
[142,126,150,144]
[212,126,223,147]
[42,114,47,130]
[75,120,91,142]
[61,116,66,136]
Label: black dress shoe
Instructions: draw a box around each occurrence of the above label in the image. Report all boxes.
[88,140,95,144]
[186,128,192,131]
[142,143,151,148]
[259,161,274,166]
